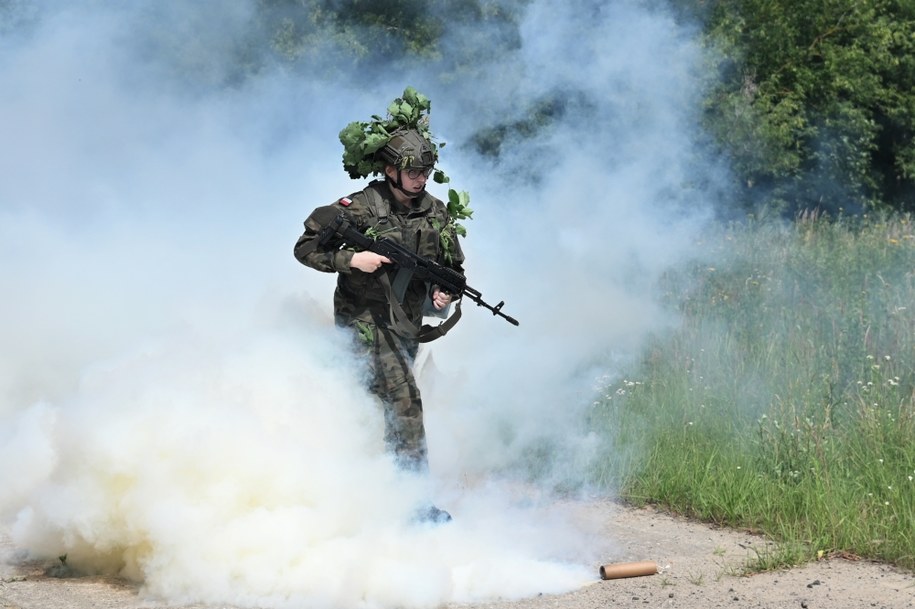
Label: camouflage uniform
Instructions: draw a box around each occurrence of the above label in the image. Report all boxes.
[294,179,465,471]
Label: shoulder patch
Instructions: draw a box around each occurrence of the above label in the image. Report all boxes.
[338,197,353,207]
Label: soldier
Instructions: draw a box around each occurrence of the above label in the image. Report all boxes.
[294,128,464,523]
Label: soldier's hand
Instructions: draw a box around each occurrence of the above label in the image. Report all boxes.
[351,251,391,273]
[431,287,452,310]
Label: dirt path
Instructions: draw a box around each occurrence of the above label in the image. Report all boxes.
[1,502,912,609]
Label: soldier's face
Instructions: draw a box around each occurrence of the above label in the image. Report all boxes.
[386,165,428,196]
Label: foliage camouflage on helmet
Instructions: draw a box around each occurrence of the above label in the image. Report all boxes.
[339,87,446,181]
[338,86,473,260]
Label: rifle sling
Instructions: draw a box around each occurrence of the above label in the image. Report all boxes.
[417,299,462,343]
[377,272,462,343]
[391,267,412,302]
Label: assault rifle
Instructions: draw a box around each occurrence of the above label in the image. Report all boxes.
[317,212,519,326]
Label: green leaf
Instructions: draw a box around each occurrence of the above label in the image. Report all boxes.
[402,86,419,105]
[446,188,474,220]
[363,132,389,154]
[339,121,366,147]
[399,101,414,120]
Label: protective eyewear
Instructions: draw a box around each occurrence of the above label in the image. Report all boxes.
[405,166,433,179]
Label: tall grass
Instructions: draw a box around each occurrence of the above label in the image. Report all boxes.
[589,212,915,570]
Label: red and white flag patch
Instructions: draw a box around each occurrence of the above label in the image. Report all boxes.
[338,197,353,207]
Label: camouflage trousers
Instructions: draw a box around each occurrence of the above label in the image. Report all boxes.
[343,317,428,472]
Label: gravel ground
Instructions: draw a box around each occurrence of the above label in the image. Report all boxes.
[1,502,912,609]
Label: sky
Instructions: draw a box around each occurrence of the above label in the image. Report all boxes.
[0,1,728,607]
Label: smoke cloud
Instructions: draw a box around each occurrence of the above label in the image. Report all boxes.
[0,1,726,607]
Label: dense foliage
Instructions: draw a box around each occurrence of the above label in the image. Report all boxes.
[697,0,915,216]
[252,0,526,79]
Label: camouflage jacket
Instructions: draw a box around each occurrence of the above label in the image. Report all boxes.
[294,179,465,328]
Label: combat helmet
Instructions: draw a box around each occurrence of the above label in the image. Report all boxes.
[376,128,437,170]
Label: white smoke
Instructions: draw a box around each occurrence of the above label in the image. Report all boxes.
[422,0,718,484]
[0,0,723,607]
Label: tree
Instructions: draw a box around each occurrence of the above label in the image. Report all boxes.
[253,0,527,81]
[701,0,915,215]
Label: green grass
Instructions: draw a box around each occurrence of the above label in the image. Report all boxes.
[589,212,915,571]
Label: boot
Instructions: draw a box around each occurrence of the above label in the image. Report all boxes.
[413,504,452,524]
